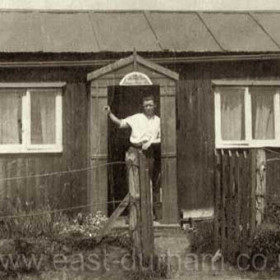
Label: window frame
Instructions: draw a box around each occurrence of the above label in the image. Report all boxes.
[213,80,280,149]
[0,83,65,154]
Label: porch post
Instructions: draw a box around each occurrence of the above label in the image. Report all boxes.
[160,83,179,224]
[88,84,108,215]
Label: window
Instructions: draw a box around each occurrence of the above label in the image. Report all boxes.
[0,83,64,153]
[214,80,280,148]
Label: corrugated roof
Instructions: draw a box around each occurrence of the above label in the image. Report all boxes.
[147,12,221,52]
[200,12,279,51]
[252,13,280,48]
[91,12,161,52]
[1,10,280,53]
[0,12,41,52]
[41,12,99,52]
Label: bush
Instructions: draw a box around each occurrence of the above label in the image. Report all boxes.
[264,202,280,224]
[250,223,280,270]
[248,202,280,270]
[189,219,214,254]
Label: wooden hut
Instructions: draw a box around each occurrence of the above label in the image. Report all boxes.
[1,10,280,225]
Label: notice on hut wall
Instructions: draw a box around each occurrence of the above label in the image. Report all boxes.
[120,71,153,86]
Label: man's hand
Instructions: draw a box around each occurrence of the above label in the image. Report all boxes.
[104,107,122,127]
[103,105,111,114]
[142,140,152,150]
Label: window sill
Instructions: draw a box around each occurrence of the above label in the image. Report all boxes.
[0,146,63,154]
[216,142,280,149]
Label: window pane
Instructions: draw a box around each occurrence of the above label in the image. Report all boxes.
[0,90,23,144]
[220,87,245,140]
[31,90,56,144]
[251,87,275,140]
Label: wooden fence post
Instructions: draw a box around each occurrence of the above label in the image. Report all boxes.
[255,149,266,226]
[250,149,267,235]
[250,150,257,238]
[126,150,141,258]
[214,150,221,251]
[139,151,154,262]
[221,151,227,258]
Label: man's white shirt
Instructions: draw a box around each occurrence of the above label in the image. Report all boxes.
[120,113,161,145]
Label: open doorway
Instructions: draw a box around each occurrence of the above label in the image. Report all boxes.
[107,85,160,216]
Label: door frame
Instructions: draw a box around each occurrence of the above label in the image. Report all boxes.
[87,53,179,224]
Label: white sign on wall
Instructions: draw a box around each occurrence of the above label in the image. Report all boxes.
[120,71,153,86]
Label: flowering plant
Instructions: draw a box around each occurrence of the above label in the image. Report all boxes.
[57,211,108,238]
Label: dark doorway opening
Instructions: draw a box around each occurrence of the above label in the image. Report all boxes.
[107,85,160,216]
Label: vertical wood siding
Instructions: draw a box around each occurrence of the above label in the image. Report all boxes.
[176,60,280,210]
[2,59,280,215]
[0,68,89,213]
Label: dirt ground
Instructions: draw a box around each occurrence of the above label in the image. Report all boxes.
[1,236,279,280]
[173,262,280,280]
[6,266,280,280]
[4,258,280,280]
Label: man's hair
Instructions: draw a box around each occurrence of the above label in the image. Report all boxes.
[142,95,155,103]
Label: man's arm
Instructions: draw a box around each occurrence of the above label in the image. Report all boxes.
[153,129,161,144]
[103,106,129,128]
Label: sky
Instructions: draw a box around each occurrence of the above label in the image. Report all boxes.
[1,0,280,10]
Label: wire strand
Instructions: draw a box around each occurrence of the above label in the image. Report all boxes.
[0,161,138,183]
[264,148,280,156]
[266,158,280,162]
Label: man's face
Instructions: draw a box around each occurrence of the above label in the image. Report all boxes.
[143,99,155,117]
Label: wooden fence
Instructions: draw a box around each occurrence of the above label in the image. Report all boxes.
[214,149,266,262]
[97,148,154,263]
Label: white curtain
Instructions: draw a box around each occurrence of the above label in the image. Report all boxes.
[220,88,245,141]
[31,90,56,144]
[0,90,23,144]
[251,87,274,140]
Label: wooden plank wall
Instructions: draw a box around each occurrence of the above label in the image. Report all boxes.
[2,59,280,217]
[0,68,89,214]
[175,60,280,211]
[176,64,214,210]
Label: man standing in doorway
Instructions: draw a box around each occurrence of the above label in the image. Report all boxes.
[103,95,161,220]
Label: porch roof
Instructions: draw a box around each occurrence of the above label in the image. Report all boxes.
[1,10,280,53]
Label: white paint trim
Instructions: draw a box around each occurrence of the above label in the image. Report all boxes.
[245,87,252,141]
[216,141,280,149]
[21,92,28,149]
[25,90,31,147]
[214,89,222,147]
[274,91,280,141]
[0,82,66,88]
[0,146,63,154]
[56,93,63,150]
[212,80,280,86]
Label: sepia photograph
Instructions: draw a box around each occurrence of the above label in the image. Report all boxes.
[0,0,280,279]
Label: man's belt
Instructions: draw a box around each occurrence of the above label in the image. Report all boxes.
[130,142,142,149]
